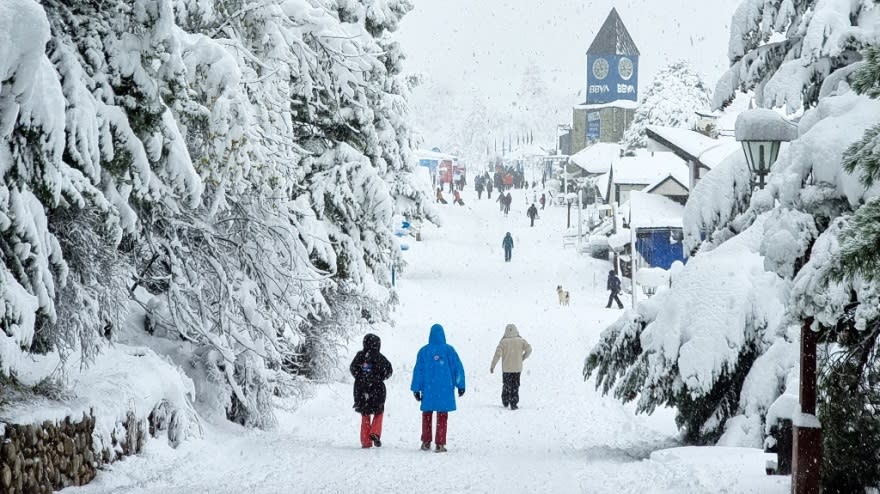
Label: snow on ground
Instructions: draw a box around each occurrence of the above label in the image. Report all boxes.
[62,186,789,493]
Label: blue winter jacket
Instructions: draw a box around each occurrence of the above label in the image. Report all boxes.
[502,234,514,251]
[411,324,466,412]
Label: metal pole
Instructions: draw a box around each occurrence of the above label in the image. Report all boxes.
[577,189,583,250]
[630,224,637,310]
[567,201,571,229]
[792,316,821,494]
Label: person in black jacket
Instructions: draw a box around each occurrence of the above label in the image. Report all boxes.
[606,270,624,309]
[527,204,538,227]
[350,333,393,448]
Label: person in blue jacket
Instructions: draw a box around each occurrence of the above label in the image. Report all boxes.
[502,232,514,262]
[411,323,466,453]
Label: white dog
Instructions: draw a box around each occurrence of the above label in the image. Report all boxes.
[556,285,570,306]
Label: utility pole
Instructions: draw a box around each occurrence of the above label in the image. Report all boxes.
[630,222,637,310]
[577,189,583,250]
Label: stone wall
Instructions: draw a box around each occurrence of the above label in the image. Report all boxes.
[1,411,146,493]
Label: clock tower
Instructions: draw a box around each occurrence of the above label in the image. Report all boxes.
[565,8,640,153]
[585,8,640,105]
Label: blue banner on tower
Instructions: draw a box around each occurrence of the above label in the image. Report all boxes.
[586,55,639,104]
[586,111,601,141]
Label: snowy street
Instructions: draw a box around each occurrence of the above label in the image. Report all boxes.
[64,189,788,494]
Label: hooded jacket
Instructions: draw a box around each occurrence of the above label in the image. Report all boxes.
[502,233,514,251]
[410,324,466,412]
[607,271,621,293]
[490,324,532,373]
[350,334,393,415]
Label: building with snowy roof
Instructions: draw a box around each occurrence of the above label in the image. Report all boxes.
[567,145,689,205]
[567,8,640,155]
[645,126,741,191]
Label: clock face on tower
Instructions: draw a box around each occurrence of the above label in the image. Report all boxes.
[618,57,634,80]
[592,58,609,80]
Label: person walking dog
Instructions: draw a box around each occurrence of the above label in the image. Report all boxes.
[490,324,532,410]
[411,324,466,452]
[349,334,393,448]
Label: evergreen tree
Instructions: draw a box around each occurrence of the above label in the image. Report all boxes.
[622,61,713,149]
[1,0,432,429]
[818,45,880,492]
[839,46,880,283]
[714,0,877,113]
[585,1,880,455]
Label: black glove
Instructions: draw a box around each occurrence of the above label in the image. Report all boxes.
[413,391,421,401]
[458,388,465,397]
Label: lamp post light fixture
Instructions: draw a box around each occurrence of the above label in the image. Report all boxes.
[734,109,798,189]
[738,109,819,494]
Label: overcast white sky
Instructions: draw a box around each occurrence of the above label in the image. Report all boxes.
[395,0,742,143]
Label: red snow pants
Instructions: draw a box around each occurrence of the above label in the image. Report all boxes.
[360,413,383,448]
[421,412,448,445]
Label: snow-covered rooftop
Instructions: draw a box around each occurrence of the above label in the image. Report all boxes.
[646,126,741,169]
[621,191,685,229]
[569,143,623,174]
[612,150,688,185]
[574,100,640,111]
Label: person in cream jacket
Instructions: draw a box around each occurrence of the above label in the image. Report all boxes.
[490,324,532,410]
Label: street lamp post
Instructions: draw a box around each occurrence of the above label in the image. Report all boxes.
[734,109,797,189]
[736,109,816,494]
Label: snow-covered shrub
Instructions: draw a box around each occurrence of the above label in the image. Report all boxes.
[623,61,713,149]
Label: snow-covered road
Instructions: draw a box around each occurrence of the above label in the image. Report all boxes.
[65,187,788,493]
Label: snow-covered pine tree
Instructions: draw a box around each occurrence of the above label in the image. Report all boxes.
[814,45,880,492]
[585,0,880,452]
[622,61,713,149]
[714,0,878,113]
[2,0,431,430]
[839,45,880,283]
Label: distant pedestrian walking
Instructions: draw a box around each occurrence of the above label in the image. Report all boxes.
[411,324,466,453]
[490,324,532,410]
[502,232,514,262]
[539,193,546,210]
[350,334,393,448]
[487,179,493,199]
[606,270,624,309]
[527,203,538,227]
[475,177,484,199]
[503,192,512,216]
